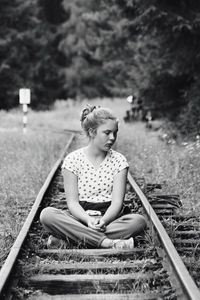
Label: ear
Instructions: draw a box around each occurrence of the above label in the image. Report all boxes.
[88,128,96,138]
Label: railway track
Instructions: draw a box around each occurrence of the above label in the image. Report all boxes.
[0,133,200,300]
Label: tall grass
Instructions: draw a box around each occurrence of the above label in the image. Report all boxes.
[0,109,72,264]
[117,119,200,214]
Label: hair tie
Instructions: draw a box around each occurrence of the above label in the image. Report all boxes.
[91,105,101,112]
[80,105,101,123]
[91,106,96,112]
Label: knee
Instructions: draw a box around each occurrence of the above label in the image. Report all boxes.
[136,214,147,230]
[130,214,147,231]
[40,207,55,226]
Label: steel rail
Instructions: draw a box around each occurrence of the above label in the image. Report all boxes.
[30,126,81,135]
[0,134,75,298]
[128,172,200,300]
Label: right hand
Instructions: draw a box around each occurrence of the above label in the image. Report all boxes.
[87,217,105,232]
[94,218,106,232]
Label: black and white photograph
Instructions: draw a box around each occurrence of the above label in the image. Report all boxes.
[0,1,200,299]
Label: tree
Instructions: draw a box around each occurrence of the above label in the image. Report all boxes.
[128,0,200,127]
[1,0,200,136]
[0,0,66,109]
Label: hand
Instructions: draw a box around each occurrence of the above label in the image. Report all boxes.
[87,217,99,230]
[87,217,106,232]
[94,218,106,232]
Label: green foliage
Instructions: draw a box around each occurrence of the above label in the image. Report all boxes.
[113,0,200,135]
[59,0,138,98]
[0,0,65,110]
[176,82,200,135]
[1,0,200,136]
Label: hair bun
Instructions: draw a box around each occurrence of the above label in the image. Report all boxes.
[80,105,98,122]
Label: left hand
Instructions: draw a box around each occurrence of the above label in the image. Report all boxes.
[94,218,106,232]
[87,217,99,230]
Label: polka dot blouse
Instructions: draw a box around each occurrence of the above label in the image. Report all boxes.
[61,147,129,203]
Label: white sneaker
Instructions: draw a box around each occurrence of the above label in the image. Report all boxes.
[112,237,134,250]
[47,235,68,249]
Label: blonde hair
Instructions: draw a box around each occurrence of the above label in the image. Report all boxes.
[80,104,117,137]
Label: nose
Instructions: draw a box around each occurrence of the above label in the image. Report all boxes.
[109,132,116,141]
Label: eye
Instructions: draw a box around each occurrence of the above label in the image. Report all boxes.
[104,131,110,135]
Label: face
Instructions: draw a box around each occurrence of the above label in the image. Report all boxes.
[91,119,118,152]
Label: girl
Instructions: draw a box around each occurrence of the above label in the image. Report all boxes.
[40,105,146,249]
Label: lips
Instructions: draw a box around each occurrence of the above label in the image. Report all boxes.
[105,143,113,148]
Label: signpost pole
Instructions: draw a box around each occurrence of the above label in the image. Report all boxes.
[22,104,28,134]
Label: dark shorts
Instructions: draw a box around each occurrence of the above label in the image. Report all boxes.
[79,201,131,216]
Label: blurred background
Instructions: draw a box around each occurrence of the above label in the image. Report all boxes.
[1,0,200,137]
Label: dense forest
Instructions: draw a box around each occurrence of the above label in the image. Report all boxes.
[1,0,200,136]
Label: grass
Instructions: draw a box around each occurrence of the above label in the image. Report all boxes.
[117,122,200,214]
[0,97,200,267]
[0,113,72,265]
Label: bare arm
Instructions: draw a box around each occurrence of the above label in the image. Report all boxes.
[62,169,90,225]
[100,167,128,225]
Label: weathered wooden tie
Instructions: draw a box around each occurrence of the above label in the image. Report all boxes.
[28,292,162,300]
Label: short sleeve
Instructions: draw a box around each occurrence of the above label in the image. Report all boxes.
[113,152,129,176]
[61,152,78,176]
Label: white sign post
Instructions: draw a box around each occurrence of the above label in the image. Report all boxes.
[19,88,31,134]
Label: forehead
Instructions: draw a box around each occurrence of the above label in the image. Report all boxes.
[97,119,118,131]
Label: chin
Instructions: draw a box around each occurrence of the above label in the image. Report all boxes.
[104,145,112,151]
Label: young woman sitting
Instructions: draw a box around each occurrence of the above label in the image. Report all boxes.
[40,105,147,249]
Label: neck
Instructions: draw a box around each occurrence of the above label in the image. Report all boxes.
[86,143,107,158]
[84,143,108,169]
